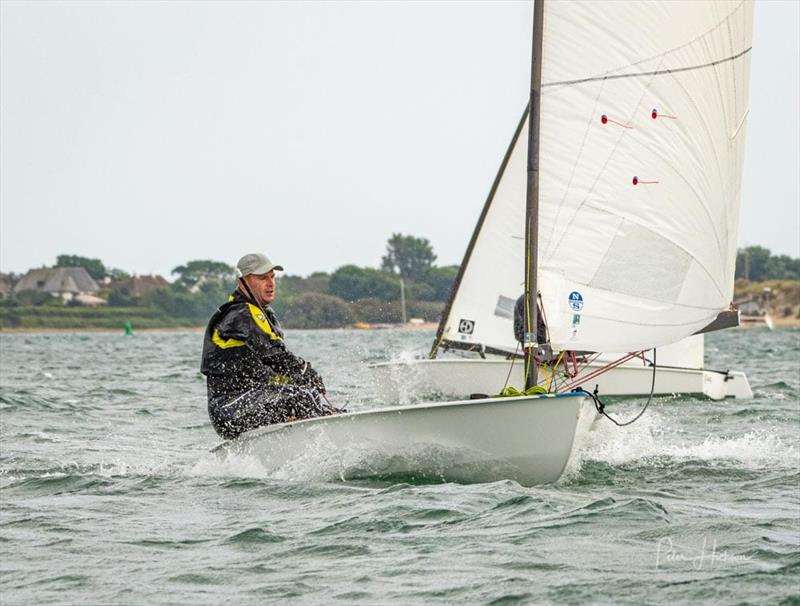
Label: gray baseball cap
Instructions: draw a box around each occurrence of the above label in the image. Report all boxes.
[236,253,284,277]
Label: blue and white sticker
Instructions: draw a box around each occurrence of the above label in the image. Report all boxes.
[568,291,584,312]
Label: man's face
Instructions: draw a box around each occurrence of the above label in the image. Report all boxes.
[244,270,276,305]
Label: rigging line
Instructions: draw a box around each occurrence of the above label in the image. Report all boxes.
[429,326,448,360]
[538,291,551,344]
[564,352,642,392]
[540,359,555,391]
[587,349,657,427]
[564,352,613,381]
[636,358,733,377]
[553,352,602,394]
[542,47,751,89]
[502,341,521,391]
[548,351,565,392]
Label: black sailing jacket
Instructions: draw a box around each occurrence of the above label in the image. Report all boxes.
[200,290,323,401]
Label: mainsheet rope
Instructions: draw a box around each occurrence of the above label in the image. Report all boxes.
[576,348,657,427]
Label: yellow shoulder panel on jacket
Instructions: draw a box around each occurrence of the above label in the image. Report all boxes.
[212,328,245,349]
[248,304,282,341]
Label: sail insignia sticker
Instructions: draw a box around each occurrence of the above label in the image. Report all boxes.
[458,319,475,335]
[568,291,584,312]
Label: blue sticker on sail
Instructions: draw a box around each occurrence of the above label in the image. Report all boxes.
[568,291,584,312]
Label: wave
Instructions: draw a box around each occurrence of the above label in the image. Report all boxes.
[188,452,275,480]
[0,455,183,491]
[562,406,799,481]
[0,392,68,412]
[223,527,286,545]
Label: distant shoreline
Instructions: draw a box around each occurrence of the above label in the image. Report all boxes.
[0,326,206,334]
[768,317,800,328]
[0,322,441,334]
[1,321,797,334]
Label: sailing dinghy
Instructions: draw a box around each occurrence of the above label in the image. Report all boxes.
[374,0,755,403]
[371,330,753,403]
[214,0,754,485]
[213,393,584,485]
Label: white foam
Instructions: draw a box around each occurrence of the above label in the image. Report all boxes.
[391,349,423,364]
[187,433,363,482]
[187,452,273,479]
[383,350,428,406]
[58,457,176,478]
[562,404,798,480]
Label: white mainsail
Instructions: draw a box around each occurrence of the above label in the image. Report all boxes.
[438,0,753,355]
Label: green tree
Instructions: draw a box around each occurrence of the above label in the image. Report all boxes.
[766,254,800,280]
[329,265,400,301]
[14,290,53,306]
[350,298,403,323]
[107,268,131,281]
[407,300,445,323]
[735,246,771,281]
[56,255,107,280]
[171,260,235,288]
[406,280,435,301]
[735,246,800,281]
[146,286,206,319]
[282,293,353,329]
[278,273,330,298]
[108,285,135,307]
[381,233,437,279]
[196,281,233,316]
[419,265,459,301]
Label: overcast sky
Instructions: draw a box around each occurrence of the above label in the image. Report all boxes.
[1,1,798,279]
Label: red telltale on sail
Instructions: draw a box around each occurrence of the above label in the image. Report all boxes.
[651,108,677,120]
[600,114,633,129]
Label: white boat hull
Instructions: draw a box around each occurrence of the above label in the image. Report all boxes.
[213,393,586,486]
[370,358,753,404]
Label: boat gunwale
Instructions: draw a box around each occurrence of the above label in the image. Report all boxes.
[211,391,585,452]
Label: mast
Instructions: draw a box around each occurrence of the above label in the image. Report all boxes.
[524,0,544,390]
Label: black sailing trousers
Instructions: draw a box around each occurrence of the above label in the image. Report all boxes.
[208,384,330,440]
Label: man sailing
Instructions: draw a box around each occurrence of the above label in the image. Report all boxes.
[201,253,338,440]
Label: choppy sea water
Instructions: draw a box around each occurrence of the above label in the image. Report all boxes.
[1,327,798,605]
